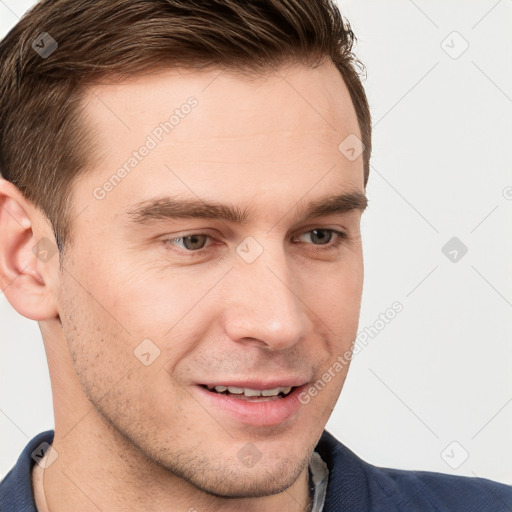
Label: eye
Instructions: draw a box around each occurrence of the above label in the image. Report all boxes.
[293,228,347,250]
[164,233,213,252]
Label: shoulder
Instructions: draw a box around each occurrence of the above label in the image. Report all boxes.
[367,463,512,511]
[316,430,512,511]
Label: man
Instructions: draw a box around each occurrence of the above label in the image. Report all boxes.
[0,0,510,510]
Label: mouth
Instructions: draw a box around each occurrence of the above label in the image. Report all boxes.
[200,384,296,401]
[194,380,308,427]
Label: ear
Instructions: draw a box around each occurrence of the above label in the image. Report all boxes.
[0,178,60,321]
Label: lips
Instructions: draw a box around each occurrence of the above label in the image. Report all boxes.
[194,379,309,427]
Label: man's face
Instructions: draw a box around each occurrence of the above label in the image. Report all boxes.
[56,61,365,497]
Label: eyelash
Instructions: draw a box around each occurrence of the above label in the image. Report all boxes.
[162,228,348,257]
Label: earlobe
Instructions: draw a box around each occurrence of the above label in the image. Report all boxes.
[0,178,59,321]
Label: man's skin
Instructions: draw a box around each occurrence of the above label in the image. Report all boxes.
[0,60,366,511]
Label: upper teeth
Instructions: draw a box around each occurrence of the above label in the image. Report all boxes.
[212,385,292,397]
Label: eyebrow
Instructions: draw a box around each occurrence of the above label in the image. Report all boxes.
[124,191,368,226]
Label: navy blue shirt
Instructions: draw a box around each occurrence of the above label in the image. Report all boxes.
[1,429,511,511]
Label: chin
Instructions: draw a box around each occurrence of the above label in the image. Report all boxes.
[196,471,299,499]
[172,454,308,499]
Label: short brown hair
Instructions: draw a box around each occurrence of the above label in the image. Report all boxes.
[0,0,371,254]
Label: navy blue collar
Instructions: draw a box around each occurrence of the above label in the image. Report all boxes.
[0,429,54,511]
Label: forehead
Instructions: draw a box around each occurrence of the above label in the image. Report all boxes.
[73,62,364,225]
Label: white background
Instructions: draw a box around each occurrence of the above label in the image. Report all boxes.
[1,0,511,484]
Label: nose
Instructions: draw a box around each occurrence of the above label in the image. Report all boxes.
[220,239,311,351]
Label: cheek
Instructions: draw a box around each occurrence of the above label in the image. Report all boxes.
[58,276,135,392]
[59,275,188,424]
[103,259,228,335]
[58,255,165,395]
[304,259,363,335]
